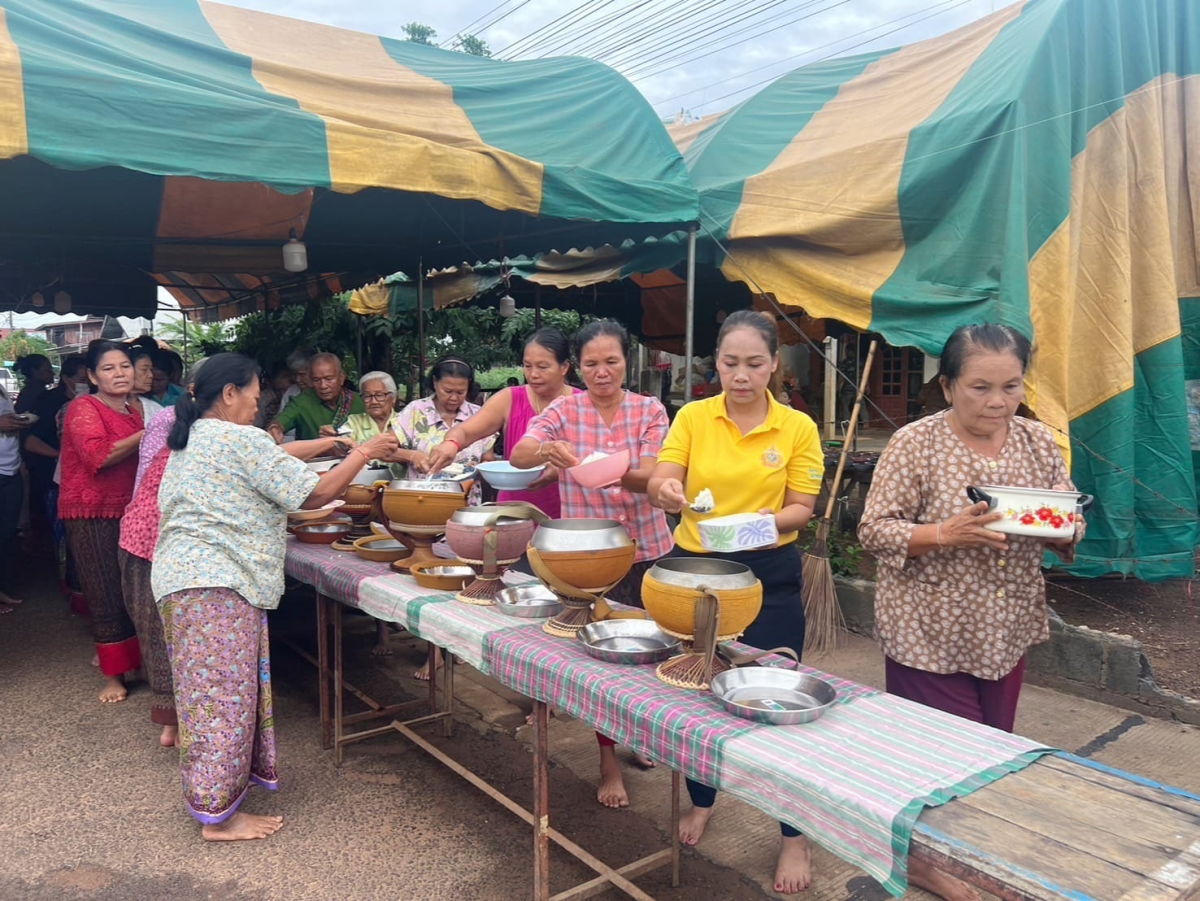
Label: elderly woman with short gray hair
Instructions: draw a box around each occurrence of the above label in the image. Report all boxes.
[344,371,400,446]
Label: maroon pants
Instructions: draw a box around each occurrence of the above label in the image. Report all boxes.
[885,656,1026,733]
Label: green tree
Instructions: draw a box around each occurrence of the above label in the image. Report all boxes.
[403,22,436,45]
[456,35,492,57]
[499,308,592,360]
[230,297,361,378]
[0,330,59,372]
[155,319,232,366]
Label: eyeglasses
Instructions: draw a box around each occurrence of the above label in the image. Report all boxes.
[362,392,394,402]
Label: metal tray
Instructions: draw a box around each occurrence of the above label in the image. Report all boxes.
[578,620,679,665]
[710,668,837,726]
[494,583,563,619]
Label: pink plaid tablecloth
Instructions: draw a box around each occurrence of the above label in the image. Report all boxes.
[283,542,1049,895]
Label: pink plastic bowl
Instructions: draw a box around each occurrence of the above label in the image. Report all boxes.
[567,449,630,489]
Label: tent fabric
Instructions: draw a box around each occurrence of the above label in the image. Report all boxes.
[0,0,697,318]
[661,0,1200,580]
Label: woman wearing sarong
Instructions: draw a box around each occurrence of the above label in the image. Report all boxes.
[59,341,145,702]
[649,310,823,894]
[152,354,398,841]
[511,320,673,812]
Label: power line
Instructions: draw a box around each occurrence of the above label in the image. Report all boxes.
[534,0,673,58]
[626,0,851,82]
[439,0,515,46]
[584,0,763,66]
[601,0,795,70]
[545,0,718,61]
[496,0,622,58]
[649,0,970,112]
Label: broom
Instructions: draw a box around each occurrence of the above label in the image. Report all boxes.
[802,339,878,657]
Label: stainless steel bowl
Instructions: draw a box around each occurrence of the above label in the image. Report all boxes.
[578,620,680,665]
[422,565,476,578]
[351,466,391,485]
[494,583,563,618]
[646,558,757,591]
[529,518,634,552]
[306,456,340,473]
[449,506,531,527]
[710,668,837,726]
[386,479,465,494]
[295,521,353,534]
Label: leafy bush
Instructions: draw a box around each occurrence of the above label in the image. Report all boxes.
[804,519,865,578]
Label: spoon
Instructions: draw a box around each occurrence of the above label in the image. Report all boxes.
[689,489,715,514]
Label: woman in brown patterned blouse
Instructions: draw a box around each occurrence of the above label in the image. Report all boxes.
[859,324,1083,901]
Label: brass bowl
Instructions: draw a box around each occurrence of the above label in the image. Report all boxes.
[642,558,762,641]
[352,535,412,563]
[380,486,468,529]
[532,545,636,593]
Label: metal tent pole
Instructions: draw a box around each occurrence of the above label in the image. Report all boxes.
[684,225,697,402]
[418,257,426,381]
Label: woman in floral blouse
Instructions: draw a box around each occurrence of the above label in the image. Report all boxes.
[153,354,398,841]
[392,356,495,504]
[858,323,1082,901]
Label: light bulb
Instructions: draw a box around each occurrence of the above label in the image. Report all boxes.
[54,290,71,314]
[31,291,44,308]
[498,294,517,318]
[282,229,308,272]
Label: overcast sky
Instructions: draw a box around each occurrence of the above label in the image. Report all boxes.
[222,0,1002,118]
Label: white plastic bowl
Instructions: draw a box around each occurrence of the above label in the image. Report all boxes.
[476,460,546,490]
[699,512,778,552]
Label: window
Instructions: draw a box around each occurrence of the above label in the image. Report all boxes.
[881,346,905,397]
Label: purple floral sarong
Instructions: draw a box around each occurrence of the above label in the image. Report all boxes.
[159,587,278,825]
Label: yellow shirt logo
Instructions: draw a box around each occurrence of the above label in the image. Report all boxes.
[761,445,783,469]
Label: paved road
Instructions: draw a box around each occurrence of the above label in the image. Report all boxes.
[2,571,1197,901]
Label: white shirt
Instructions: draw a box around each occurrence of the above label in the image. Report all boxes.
[0,389,19,476]
[279,384,302,411]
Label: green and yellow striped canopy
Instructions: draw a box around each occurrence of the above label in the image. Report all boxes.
[678,0,1200,579]
[0,0,697,316]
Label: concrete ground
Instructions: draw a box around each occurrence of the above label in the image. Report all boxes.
[2,569,1198,901]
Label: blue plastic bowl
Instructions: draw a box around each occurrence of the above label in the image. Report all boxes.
[476,460,546,490]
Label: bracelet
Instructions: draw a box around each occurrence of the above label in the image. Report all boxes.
[443,438,461,452]
[538,441,548,460]
[353,447,371,465]
[935,523,943,548]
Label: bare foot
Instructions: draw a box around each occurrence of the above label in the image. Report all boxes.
[201,811,284,842]
[91,654,99,667]
[774,834,812,894]
[597,745,629,808]
[631,750,655,770]
[160,725,179,748]
[0,591,23,605]
[372,621,393,656]
[524,707,557,727]
[0,603,11,615]
[678,806,714,846]
[909,858,983,901]
[99,676,127,703]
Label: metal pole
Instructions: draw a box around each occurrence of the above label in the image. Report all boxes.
[684,225,697,403]
[418,257,426,383]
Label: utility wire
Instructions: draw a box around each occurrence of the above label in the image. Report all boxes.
[625,0,851,81]
[496,0,623,58]
[439,0,515,46]
[650,0,969,111]
[534,0,654,58]
[552,0,722,62]
[602,0,795,70]
[467,0,539,41]
[575,0,738,64]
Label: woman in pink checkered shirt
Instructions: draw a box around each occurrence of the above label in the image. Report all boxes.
[512,319,673,812]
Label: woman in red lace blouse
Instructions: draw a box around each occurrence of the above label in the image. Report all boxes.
[59,341,145,703]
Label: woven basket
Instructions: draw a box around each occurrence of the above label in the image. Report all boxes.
[641,572,762,641]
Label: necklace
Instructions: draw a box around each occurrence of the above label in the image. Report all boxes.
[529,386,566,416]
[98,394,130,414]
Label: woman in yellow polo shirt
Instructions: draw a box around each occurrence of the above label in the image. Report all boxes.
[648,309,824,895]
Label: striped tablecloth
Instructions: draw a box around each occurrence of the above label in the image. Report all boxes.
[284,542,1050,895]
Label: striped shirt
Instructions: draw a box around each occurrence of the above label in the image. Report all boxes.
[524,391,672,563]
